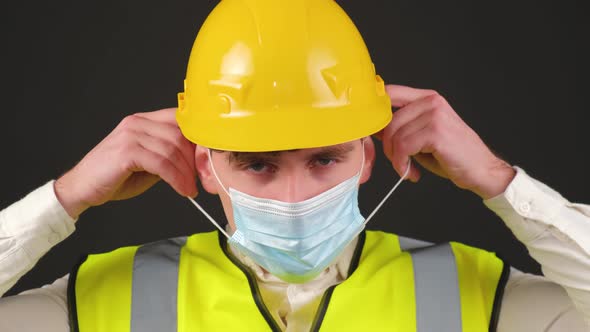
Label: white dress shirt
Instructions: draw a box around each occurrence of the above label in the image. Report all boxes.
[0,166,588,331]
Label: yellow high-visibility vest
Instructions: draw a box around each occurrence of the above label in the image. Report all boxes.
[68,230,508,332]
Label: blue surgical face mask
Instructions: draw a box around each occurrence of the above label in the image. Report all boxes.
[187,140,411,283]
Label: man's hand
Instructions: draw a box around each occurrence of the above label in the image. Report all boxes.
[374,84,516,200]
[54,108,198,219]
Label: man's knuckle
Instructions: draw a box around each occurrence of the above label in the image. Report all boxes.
[119,149,137,170]
[173,129,186,143]
[165,145,181,162]
[423,89,439,96]
[430,107,446,122]
[154,153,169,168]
[153,159,173,179]
[427,94,446,109]
[395,126,409,142]
[118,127,136,141]
[119,115,137,129]
[119,140,138,156]
[393,139,408,154]
[430,113,448,133]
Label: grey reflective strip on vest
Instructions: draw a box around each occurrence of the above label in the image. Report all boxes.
[398,236,433,251]
[402,239,463,332]
[131,237,187,332]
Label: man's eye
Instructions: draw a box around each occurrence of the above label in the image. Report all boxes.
[315,158,336,167]
[247,162,273,173]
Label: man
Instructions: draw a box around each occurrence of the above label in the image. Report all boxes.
[1,0,589,331]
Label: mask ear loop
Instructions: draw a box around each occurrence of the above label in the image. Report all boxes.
[334,157,412,255]
[207,148,231,197]
[361,158,412,227]
[328,156,411,261]
[186,149,231,239]
[355,138,366,185]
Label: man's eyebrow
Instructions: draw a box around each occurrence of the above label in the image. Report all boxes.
[226,142,356,165]
[228,150,294,165]
[308,143,355,159]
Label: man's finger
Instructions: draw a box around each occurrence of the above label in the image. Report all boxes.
[381,94,440,162]
[385,84,439,108]
[131,143,195,197]
[390,126,434,182]
[125,114,196,175]
[383,94,442,146]
[134,108,179,126]
[137,132,196,187]
[386,110,433,162]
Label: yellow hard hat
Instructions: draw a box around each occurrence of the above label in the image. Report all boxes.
[176,0,392,152]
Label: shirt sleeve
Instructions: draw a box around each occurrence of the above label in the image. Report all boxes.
[499,267,587,331]
[0,180,77,296]
[483,166,590,329]
[0,274,70,332]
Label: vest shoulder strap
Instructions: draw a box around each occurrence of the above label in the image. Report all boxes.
[68,236,188,332]
[314,231,509,332]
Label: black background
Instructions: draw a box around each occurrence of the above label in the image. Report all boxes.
[1,0,588,295]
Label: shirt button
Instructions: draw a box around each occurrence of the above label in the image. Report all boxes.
[518,202,531,215]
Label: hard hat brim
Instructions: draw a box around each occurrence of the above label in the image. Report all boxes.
[176,100,392,152]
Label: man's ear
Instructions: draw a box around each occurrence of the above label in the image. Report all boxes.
[360,137,376,185]
[194,145,220,195]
